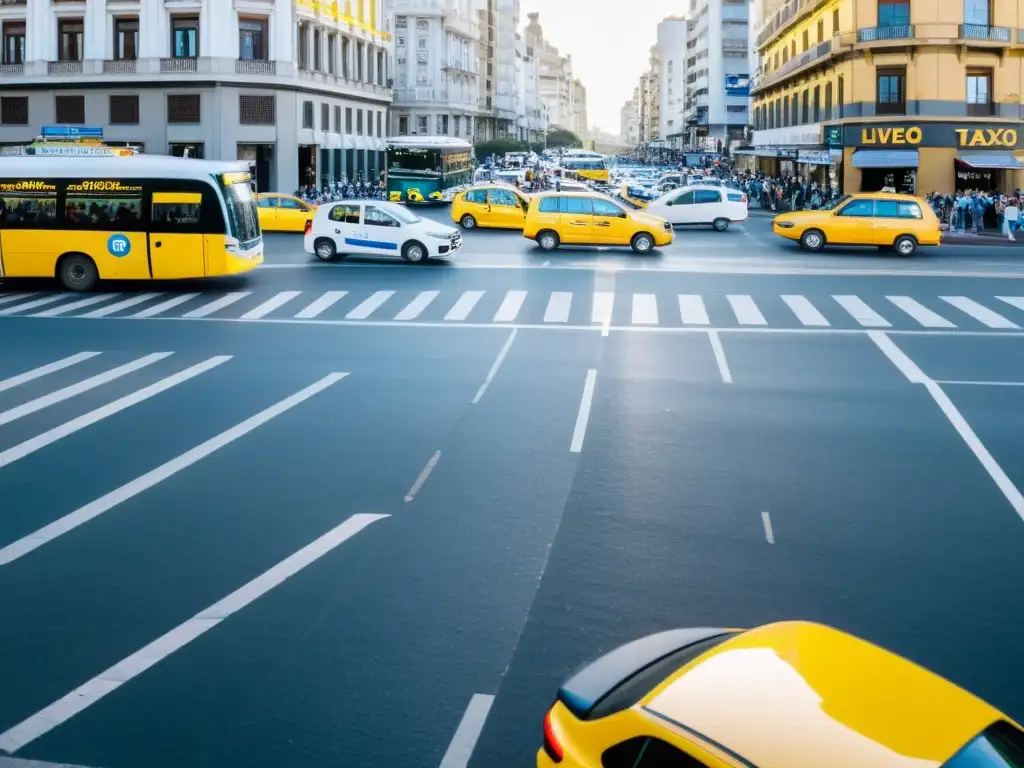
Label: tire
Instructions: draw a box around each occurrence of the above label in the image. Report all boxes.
[894,235,917,256]
[56,253,99,292]
[402,240,428,263]
[537,230,560,251]
[631,232,655,254]
[460,214,477,229]
[712,217,730,232]
[314,238,337,262]
[800,229,825,251]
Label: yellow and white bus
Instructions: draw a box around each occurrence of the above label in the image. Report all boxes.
[0,155,262,291]
[559,152,610,184]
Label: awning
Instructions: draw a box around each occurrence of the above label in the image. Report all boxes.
[957,151,1024,170]
[851,149,919,169]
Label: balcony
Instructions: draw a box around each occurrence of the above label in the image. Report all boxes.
[959,24,1011,42]
[103,58,136,74]
[751,39,832,93]
[0,63,24,76]
[857,25,914,42]
[722,38,747,53]
[236,59,276,75]
[443,12,479,39]
[967,102,995,117]
[394,87,448,103]
[161,57,197,73]
[48,61,82,75]
[755,0,826,49]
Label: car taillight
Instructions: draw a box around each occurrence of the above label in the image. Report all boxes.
[304,220,312,234]
[543,707,563,762]
[741,194,748,203]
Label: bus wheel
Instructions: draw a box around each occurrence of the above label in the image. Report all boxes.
[314,238,338,262]
[402,240,428,264]
[57,253,99,292]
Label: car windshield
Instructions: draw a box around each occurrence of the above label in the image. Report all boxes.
[943,722,1024,768]
[823,194,851,211]
[389,206,421,225]
[219,176,260,243]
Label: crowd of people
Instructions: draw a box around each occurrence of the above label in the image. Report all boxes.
[925,190,1022,241]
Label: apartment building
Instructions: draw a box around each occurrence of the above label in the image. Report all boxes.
[0,0,393,192]
[571,77,587,139]
[750,0,1024,194]
[655,16,688,146]
[515,30,546,142]
[620,98,639,146]
[523,12,576,132]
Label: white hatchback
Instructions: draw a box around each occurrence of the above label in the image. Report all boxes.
[304,200,462,263]
[645,185,749,231]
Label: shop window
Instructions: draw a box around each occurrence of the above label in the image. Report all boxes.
[876,67,905,115]
[966,70,992,116]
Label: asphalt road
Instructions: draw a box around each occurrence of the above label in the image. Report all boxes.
[1,219,1024,768]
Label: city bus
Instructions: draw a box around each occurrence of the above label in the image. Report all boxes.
[0,155,262,291]
[559,152,610,184]
[385,136,473,203]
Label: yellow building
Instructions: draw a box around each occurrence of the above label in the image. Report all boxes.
[750,0,1024,195]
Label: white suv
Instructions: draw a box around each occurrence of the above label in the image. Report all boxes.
[645,185,749,231]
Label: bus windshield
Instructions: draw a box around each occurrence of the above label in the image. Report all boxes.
[219,175,260,243]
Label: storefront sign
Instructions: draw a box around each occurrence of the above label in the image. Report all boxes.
[825,126,842,147]
[843,122,1024,149]
[752,124,822,147]
[798,150,834,165]
[954,160,995,190]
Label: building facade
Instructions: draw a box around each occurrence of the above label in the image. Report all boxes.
[655,16,688,146]
[750,0,1024,194]
[620,98,639,146]
[515,29,546,142]
[571,77,587,138]
[524,13,576,133]
[0,0,393,192]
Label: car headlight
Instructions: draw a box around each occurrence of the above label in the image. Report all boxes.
[775,220,796,228]
[426,231,453,239]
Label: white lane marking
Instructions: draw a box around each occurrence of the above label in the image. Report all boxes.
[0,513,387,754]
[295,290,347,319]
[0,374,348,567]
[761,511,774,544]
[438,694,496,768]
[131,293,200,318]
[242,291,302,320]
[80,293,162,318]
[708,331,732,383]
[472,329,517,404]
[0,353,172,428]
[592,291,614,335]
[405,450,441,502]
[833,295,891,327]
[542,260,550,266]
[996,296,1024,313]
[867,331,929,383]
[0,757,97,767]
[631,293,658,325]
[345,290,395,320]
[0,294,70,315]
[393,290,438,320]
[543,291,572,323]
[570,369,597,453]
[886,296,956,328]
[493,290,528,322]
[726,295,767,325]
[0,293,38,307]
[445,290,485,321]
[33,294,121,317]
[935,380,1024,386]
[0,352,101,394]
[182,292,252,318]
[781,294,830,326]
[678,294,710,325]
[940,296,1019,329]
[0,357,231,470]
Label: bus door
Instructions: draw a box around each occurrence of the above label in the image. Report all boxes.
[149,191,205,278]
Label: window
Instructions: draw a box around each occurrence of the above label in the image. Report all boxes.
[257,196,276,208]
[898,201,923,219]
[319,102,328,131]
[329,204,360,223]
[0,96,28,125]
[109,94,139,125]
[824,82,833,120]
[874,200,899,218]
[396,36,405,47]
[817,18,825,42]
[377,112,382,137]
[239,95,275,125]
[64,181,144,230]
[964,0,990,27]
[278,197,309,210]
[416,115,428,133]
[345,107,353,132]
[54,95,85,124]
[363,205,400,227]
[239,18,267,60]
[673,190,695,205]
[592,198,626,217]
[334,105,341,132]
[488,189,517,206]
[367,110,374,136]
[58,19,84,61]
[802,29,809,51]
[838,199,874,216]
[465,189,487,203]
[302,100,313,129]
[298,23,309,69]
[112,18,138,60]
[172,17,199,57]
[328,33,336,74]
[694,189,721,204]
[357,109,363,134]
[152,196,201,227]
[0,181,58,227]
[314,29,322,70]
[813,85,821,122]
[167,94,201,123]
[727,192,746,202]
[538,196,564,213]
[944,721,1024,767]
[564,197,593,215]
[601,737,708,767]
[832,8,840,32]
[341,37,350,78]
[801,89,809,123]
[878,1,910,27]
[418,37,427,49]
[2,21,25,66]
[876,67,905,114]
[967,70,992,115]
[395,17,407,28]
[356,41,364,79]
[398,115,409,134]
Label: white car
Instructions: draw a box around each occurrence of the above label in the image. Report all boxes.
[645,185,749,231]
[303,200,462,263]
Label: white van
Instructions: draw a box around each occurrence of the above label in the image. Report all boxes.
[304,200,462,263]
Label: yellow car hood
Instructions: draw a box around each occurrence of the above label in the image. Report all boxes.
[632,211,668,228]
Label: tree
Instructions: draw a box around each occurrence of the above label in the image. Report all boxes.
[473,138,528,162]
[545,128,583,149]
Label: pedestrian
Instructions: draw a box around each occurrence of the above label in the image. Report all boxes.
[1005,197,1019,241]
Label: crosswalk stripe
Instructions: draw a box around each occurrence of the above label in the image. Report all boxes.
[494,290,528,322]
[0,352,102,394]
[445,290,485,320]
[727,295,767,325]
[34,294,121,317]
[0,294,68,315]
[0,292,38,307]
[832,295,891,327]
[996,296,1024,313]
[782,295,830,326]
[886,296,956,328]
[632,293,658,324]
[81,293,163,318]
[394,290,438,320]
[544,292,572,323]
[941,297,1019,329]
[678,294,709,325]
[592,291,614,324]
[183,292,252,318]
[132,293,200,317]
[346,290,395,319]
[242,291,302,320]
[295,291,347,319]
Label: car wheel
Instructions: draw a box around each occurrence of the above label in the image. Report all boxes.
[460,214,477,229]
[57,253,99,292]
[712,217,730,232]
[800,229,825,251]
[630,232,654,254]
[894,235,917,256]
[314,238,337,262]
[402,240,428,263]
[537,230,560,251]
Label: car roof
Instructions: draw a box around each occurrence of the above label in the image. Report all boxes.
[852,192,924,201]
[641,621,1004,768]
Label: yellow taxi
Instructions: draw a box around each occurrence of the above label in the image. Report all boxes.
[540,621,1024,767]
[523,191,673,254]
[772,192,941,256]
[450,183,530,230]
[255,192,316,233]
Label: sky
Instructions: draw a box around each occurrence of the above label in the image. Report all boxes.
[519,0,685,135]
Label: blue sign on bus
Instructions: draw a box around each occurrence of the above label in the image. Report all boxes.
[41,125,104,140]
[107,234,131,257]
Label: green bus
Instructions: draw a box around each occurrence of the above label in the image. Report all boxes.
[385,136,473,203]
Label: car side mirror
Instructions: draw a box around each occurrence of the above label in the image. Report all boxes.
[665,200,673,206]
